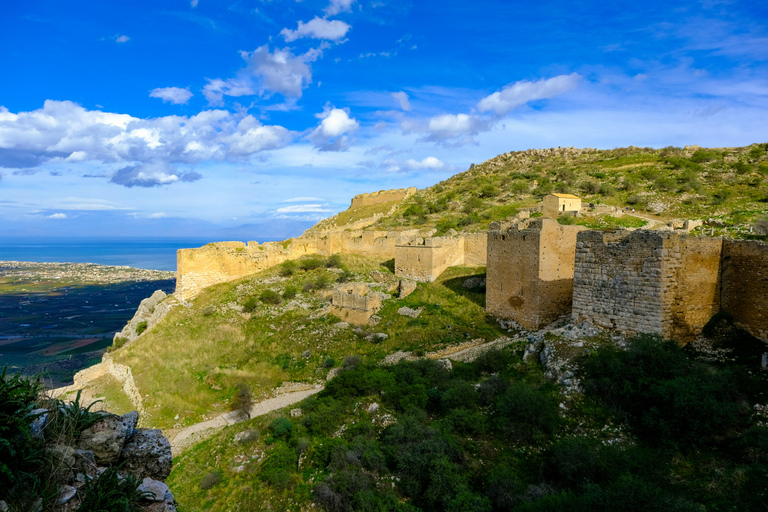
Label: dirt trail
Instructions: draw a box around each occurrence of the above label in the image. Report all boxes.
[167,386,323,455]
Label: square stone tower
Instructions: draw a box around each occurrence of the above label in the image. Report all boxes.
[486,219,586,330]
[572,230,723,342]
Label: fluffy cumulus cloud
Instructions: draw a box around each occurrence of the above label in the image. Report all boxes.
[391,91,411,111]
[149,87,194,105]
[243,45,325,99]
[110,161,202,188]
[308,106,359,151]
[382,156,445,173]
[325,0,354,16]
[281,17,351,42]
[421,113,488,144]
[477,73,581,116]
[115,35,130,43]
[0,101,293,185]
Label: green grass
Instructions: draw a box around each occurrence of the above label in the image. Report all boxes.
[104,255,503,429]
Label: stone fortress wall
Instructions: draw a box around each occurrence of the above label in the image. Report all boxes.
[486,219,585,330]
[487,220,768,343]
[350,187,417,208]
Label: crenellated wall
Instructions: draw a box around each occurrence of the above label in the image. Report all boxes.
[394,236,465,282]
[486,219,585,330]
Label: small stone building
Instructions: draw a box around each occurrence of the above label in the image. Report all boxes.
[571,230,723,342]
[330,283,390,325]
[486,219,586,330]
[394,237,465,283]
[543,193,581,217]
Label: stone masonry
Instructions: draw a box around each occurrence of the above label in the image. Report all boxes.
[721,240,768,341]
[350,187,417,208]
[330,283,390,324]
[486,219,586,330]
[571,230,723,343]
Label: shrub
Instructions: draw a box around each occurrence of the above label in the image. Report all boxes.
[135,321,148,336]
[599,183,616,196]
[279,260,297,277]
[691,149,719,163]
[749,146,765,159]
[313,273,331,290]
[75,465,151,511]
[654,176,676,191]
[282,285,298,300]
[325,254,342,268]
[323,357,336,368]
[202,306,214,317]
[269,417,294,438]
[260,445,298,489]
[580,180,600,194]
[300,257,325,271]
[733,161,752,174]
[260,290,282,305]
[108,336,128,352]
[494,383,560,443]
[479,184,498,198]
[199,470,223,490]
[511,181,530,194]
[711,189,732,204]
[229,383,252,418]
[463,196,483,213]
[241,296,259,312]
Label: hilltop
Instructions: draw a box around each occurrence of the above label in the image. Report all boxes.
[310,143,768,239]
[55,143,768,512]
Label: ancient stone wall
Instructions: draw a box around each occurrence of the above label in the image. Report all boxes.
[330,283,389,324]
[394,236,465,282]
[463,232,488,266]
[350,187,417,208]
[722,240,768,341]
[486,219,585,329]
[176,239,317,300]
[572,231,722,342]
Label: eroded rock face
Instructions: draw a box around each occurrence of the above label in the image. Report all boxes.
[76,412,135,465]
[120,429,173,481]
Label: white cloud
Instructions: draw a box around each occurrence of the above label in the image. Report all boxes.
[477,73,581,116]
[325,0,354,16]
[149,87,194,105]
[190,0,199,7]
[392,91,412,111]
[381,156,445,173]
[202,78,255,106]
[242,45,324,98]
[276,204,333,213]
[426,113,487,141]
[308,105,359,151]
[148,212,168,218]
[110,161,202,188]
[47,213,67,219]
[115,35,130,43]
[0,101,293,183]
[281,17,350,42]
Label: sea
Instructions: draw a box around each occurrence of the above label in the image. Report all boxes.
[0,237,277,271]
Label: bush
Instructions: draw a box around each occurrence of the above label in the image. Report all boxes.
[279,260,297,277]
[654,177,676,191]
[511,181,530,194]
[135,321,148,336]
[325,254,342,268]
[260,445,298,489]
[108,336,128,352]
[269,417,294,438]
[323,357,336,368]
[242,296,258,312]
[494,383,560,443]
[260,289,281,305]
[479,184,498,198]
[463,196,483,213]
[300,257,325,271]
[75,465,151,511]
[599,183,616,196]
[733,161,752,174]
[581,181,600,194]
[283,285,298,300]
[199,470,223,490]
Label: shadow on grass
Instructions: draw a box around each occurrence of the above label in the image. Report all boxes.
[440,273,486,309]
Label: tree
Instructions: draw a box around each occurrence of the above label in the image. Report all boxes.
[229,383,253,419]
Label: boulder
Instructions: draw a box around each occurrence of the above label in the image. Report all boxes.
[399,280,417,299]
[397,306,422,318]
[76,414,129,465]
[29,408,49,437]
[370,270,388,282]
[234,429,259,444]
[56,485,77,505]
[119,429,172,480]
[137,477,173,502]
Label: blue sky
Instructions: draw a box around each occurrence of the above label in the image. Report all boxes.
[1,0,767,238]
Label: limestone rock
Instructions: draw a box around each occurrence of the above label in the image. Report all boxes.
[114,290,169,344]
[119,429,172,480]
[367,403,379,413]
[435,359,452,372]
[370,270,388,282]
[143,501,178,512]
[234,429,259,444]
[29,408,49,437]
[462,277,486,289]
[56,485,77,505]
[121,411,140,438]
[366,333,388,343]
[76,413,129,465]
[399,280,417,299]
[397,306,422,318]
[138,477,173,502]
[290,408,302,418]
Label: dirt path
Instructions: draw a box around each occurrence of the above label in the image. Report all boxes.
[167,386,323,455]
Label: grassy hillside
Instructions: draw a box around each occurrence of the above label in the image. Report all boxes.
[315,143,768,239]
[103,254,499,430]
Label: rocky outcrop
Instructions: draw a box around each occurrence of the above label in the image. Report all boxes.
[114,290,173,344]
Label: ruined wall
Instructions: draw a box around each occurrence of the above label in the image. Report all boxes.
[350,187,417,208]
[176,239,317,300]
[722,240,768,341]
[486,219,584,330]
[394,236,464,282]
[572,231,721,342]
[330,283,389,324]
